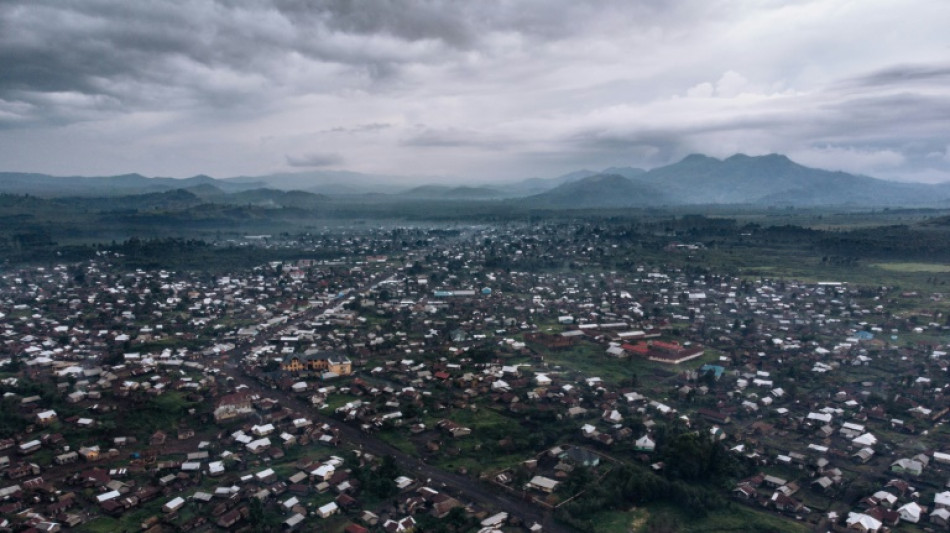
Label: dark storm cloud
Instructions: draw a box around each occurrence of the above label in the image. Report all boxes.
[847,64,950,87]
[0,0,948,182]
[273,0,478,48]
[403,127,507,150]
[0,0,497,123]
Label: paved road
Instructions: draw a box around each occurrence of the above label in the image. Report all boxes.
[214,268,577,533]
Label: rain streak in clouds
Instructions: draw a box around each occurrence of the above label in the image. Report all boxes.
[1,0,949,183]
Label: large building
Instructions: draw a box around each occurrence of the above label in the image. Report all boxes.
[622,340,704,364]
[213,392,254,423]
[281,351,352,376]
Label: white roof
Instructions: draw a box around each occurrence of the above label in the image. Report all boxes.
[283,496,299,508]
[318,502,338,515]
[481,512,508,527]
[898,501,922,522]
[847,512,882,531]
[529,475,559,489]
[852,433,877,446]
[932,508,950,519]
[165,496,185,509]
[255,468,275,479]
[96,490,121,503]
[311,464,334,477]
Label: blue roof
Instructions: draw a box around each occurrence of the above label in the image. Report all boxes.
[700,364,725,378]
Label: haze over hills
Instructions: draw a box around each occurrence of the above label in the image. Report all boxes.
[226,169,413,196]
[525,154,950,207]
[0,172,263,197]
[3,153,950,208]
[522,174,670,208]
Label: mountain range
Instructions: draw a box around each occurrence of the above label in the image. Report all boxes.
[3,154,950,208]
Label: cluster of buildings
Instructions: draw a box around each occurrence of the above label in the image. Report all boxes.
[2,221,950,531]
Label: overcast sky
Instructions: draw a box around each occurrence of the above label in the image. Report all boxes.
[2,0,949,183]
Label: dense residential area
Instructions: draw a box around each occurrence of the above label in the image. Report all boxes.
[3,221,950,533]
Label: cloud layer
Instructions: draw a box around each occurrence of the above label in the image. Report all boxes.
[1,0,949,182]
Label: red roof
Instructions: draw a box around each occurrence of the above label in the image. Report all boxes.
[621,342,650,355]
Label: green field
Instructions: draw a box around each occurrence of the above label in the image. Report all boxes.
[584,503,811,533]
[873,262,950,273]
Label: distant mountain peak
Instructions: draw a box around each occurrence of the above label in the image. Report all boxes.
[680,153,720,164]
[724,153,793,164]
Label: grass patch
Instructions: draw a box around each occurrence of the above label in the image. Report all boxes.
[76,517,123,533]
[544,342,640,385]
[377,429,416,454]
[115,391,201,440]
[323,392,358,411]
[584,509,639,533]
[688,505,811,533]
[874,262,950,273]
[605,502,810,533]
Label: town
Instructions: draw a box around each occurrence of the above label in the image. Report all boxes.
[2,220,950,533]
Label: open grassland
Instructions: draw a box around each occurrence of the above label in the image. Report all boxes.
[873,262,950,273]
[583,503,811,533]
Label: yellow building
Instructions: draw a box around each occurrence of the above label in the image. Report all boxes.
[281,352,350,375]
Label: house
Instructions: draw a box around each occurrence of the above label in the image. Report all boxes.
[606,345,627,358]
[78,446,100,462]
[852,433,878,447]
[214,392,254,422]
[528,475,559,493]
[931,507,950,528]
[36,409,58,424]
[812,476,834,492]
[207,461,225,477]
[163,496,185,513]
[847,512,883,532]
[18,440,41,455]
[771,491,802,513]
[284,513,305,530]
[935,491,950,510]
[317,501,339,518]
[311,464,335,481]
[55,451,79,465]
[853,447,875,464]
[246,438,271,454]
[252,423,275,437]
[255,468,277,484]
[327,353,353,376]
[216,507,246,529]
[481,512,508,528]
[382,516,416,533]
[562,446,600,467]
[898,502,923,523]
[892,457,924,476]
[733,485,757,500]
[634,435,656,452]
